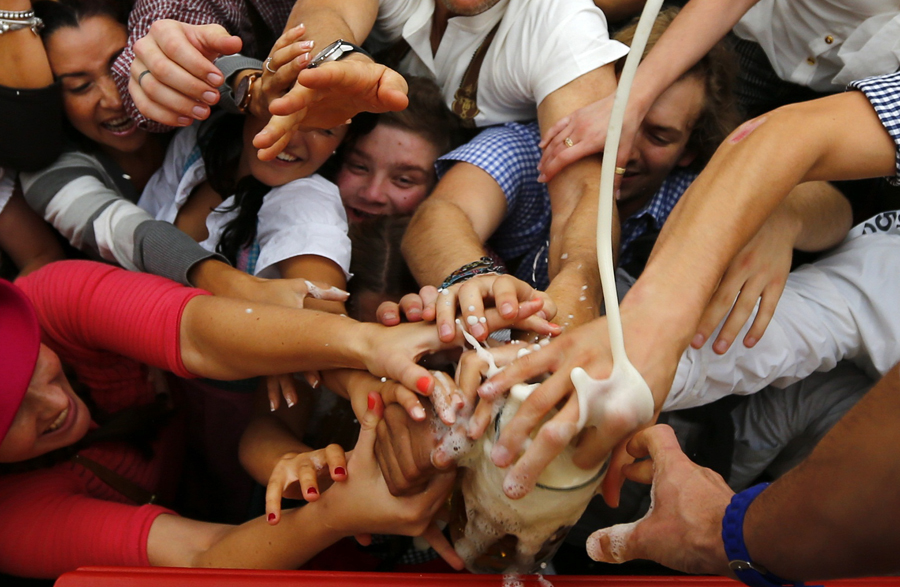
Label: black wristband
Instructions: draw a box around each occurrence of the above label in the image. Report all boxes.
[439,256,505,291]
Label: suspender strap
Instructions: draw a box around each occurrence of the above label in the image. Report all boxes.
[452,20,501,126]
[72,453,158,505]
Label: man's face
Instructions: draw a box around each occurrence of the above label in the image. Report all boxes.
[617,75,706,218]
[440,0,502,17]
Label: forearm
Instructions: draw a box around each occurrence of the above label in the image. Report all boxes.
[743,362,900,579]
[778,181,851,252]
[403,198,492,287]
[624,0,759,119]
[0,0,52,89]
[239,414,312,486]
[284,0,377,45]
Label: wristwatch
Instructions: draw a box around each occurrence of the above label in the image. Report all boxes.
[235,71,261,114]
[307,39,371,69]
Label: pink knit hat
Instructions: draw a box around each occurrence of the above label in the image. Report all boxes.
[0,279,41,441]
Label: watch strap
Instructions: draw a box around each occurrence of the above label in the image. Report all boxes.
[308,39,371,68]
[722,483,820,587]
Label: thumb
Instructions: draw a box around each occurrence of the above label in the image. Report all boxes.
[191,23,243,58]
[586,521,639,564]
[304,279,350,302]
[355,393,384,454]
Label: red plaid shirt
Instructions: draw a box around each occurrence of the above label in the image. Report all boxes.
[112,0,293,132]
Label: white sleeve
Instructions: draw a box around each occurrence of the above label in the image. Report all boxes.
[0,168,14,215]
[138,124,201,219]
[253,175,352,279]
[666,232,898,411]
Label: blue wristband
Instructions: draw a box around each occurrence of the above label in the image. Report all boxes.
[722,483,821,587]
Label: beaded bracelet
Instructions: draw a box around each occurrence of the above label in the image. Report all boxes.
[439,256,505,290]
[0,9,35,19]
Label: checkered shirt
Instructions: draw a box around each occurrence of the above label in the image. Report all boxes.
[112,0,293,133]
[849,72,900,186]
[619,168,697,268]
[436,122,552,290]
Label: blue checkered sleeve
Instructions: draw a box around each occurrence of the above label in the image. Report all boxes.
[849,72,900,186]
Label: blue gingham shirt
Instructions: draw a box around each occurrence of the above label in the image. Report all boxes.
[849,72,900,186]
[437,122,553,290]
[619,168,697,269]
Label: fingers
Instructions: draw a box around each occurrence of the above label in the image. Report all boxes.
[398,293,426,322]
[254,112,304,160]
[430,370,464,425]
[538,129,592,184]
[303,279,350,302]
[477,342,560,400]
[743,280,785,348]
[599,439,635,508]
[498,398,581,499]
[586,523,641,564]
[435,287,460,342]
[421,522,465,571]
[376,300,402,326]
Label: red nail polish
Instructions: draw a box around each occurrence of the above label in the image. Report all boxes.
[367,393,376,410]
[334,467,346,476]
[267,513,276,522]
[416,376,431,394]
[307,487,318,496]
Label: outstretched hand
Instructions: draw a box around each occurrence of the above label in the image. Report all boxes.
[254,59,409,161]
[586,424,732,576]
[130,20,242,127]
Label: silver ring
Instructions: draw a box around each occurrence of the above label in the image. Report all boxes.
[564,137,574,148]
[264,57,277,74]
[137,69,152,88]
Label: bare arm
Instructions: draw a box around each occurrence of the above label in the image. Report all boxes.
[784,181,852,252]
[276,254,347,314]
[0,189,65,277]
[0,0,52,89]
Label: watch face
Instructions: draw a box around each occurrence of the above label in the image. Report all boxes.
[308,40,355,69]
[236,73,258,112]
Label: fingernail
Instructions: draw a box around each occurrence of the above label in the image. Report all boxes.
[191,104,209,118]
[299,40,314,50]
[202,90,218,104]
[207,73,223,86]
[408,308,422,319]
[501,303,514,316]
[367,394,376,410]
[713,339,729,354]
[744,336,757,347]
[440,323,454,339]
[334,467,346,476]
[267,513,276,522]
[491,444,511,466]
[269,399,276,412]
[537,174,546,183]
[307,487,318,496]
[299,52,310,62]
[286,397,295,408]
[691,333,705,347]
[383,312,397,322]
[177,116,192,126]
[478,382,495,398]
[416,376,431,394]
[471,323,485,338]
[412,405,426,420]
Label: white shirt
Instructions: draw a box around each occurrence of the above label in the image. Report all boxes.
[733,0,900,92]
[368,0,628,126]
[666,215,900,411]
[138,124,351,279]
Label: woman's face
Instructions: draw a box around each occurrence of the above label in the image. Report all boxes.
[241,115,348,187]
[337,124,440,223]
[45,15,148,154]
[0,345,91,463]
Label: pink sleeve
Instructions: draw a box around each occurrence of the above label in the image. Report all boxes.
[0,469,174,579]
[15,260,207,379]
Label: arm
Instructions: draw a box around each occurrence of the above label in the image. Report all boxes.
[277,254,347,314]
[539,0,760,181]
[693,180,852,353]
[0,188,65,276]
[589,361,900,580]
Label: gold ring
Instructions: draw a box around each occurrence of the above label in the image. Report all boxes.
[264,57,277,74]
[563,137,574,148]
[614,166,627,175]
[137,69,152,88]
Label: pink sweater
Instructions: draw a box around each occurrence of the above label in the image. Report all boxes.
[0,261,206,578]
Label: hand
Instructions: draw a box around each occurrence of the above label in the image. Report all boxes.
[537,94,640,186]
[322,394,460,566]
[129,21,242,127]
[249,24,314,120]
[474,310,678,503]
[265,444,348,525]
[586,424,733,575]
[253,59,409,161]
[376,286,439,326]
[435,274,560,343]
[691,214,795,354]
[374,401,449,496]
[360,297,551,396]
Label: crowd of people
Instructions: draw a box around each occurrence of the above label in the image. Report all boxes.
[1,0,899,584]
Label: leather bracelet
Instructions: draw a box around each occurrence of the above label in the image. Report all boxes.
[439,256,504,290]
[722,483,820,587]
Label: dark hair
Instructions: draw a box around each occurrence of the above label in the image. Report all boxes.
[340,76,467,161]
[346,215,418,321]
[614,6,740,171]
[200,113,373,266]
[34,0,128,39]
